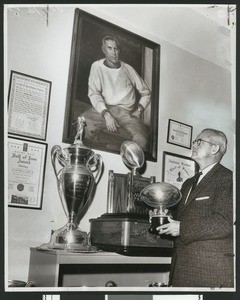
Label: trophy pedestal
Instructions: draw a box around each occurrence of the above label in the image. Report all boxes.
[90,213,173,256]
[39,222,98,252]
[149,215,169,234]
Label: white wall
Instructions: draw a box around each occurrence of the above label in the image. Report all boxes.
[5,5,235,282]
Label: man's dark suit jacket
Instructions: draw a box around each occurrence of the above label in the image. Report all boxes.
[169,163,234,287]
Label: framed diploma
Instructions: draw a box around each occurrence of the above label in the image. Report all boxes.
[167,119,193,149]
[162,151,198,189]
[8,137,47,209]
[8,71,51,140]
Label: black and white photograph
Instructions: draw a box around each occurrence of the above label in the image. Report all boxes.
[2,2,237,300]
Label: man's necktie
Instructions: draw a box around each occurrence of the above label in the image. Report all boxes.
[191,171,203,192]
[185,171,203,204]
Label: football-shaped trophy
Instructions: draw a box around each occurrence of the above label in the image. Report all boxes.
[140,182,182,234]
[120,141,145,175]
[120,141,145,213]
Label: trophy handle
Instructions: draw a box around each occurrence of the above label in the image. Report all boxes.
[76,154,103,223]
[51,145,69,217]
[86,154,103,184]
[51,145,69,176]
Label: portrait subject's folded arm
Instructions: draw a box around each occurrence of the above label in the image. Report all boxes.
[180,172,233,245]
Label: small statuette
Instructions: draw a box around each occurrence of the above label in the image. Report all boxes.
[74,116,86,144]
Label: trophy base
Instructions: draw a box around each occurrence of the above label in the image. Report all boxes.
[90,214,173,256]
[37,242,99,253]
[47,243,99,253]
[149,215,169,235]
[38,223,99,253]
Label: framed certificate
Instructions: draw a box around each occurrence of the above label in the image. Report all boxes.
[8,71,51,140]
[8,137,48,209]
[167,119,193,149]
[162,151,198,190]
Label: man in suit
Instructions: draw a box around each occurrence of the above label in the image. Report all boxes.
[157,128,234,287]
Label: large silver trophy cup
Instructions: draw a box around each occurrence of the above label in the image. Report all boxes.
[40,117,103,251]
[140,182,182,234]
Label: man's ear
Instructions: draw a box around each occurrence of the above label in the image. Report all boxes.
[212,144,220,155]
[102,45,106,55]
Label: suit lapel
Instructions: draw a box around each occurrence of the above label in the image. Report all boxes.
[177,179,194,215]
[180,163,222,212]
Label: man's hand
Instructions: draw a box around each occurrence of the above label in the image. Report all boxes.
[156,217,180,236]
[104,111,119,132]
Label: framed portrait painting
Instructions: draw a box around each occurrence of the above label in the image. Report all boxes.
[62,8,160,161]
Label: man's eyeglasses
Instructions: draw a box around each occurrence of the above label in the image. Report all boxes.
[192,139,215,146]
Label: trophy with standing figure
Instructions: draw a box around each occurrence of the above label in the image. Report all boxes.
[39,117,103,251]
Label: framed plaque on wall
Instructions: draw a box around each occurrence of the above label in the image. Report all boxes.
[167,119,193,149]
[8,71,51,140]
[162,151,197,190]
[8,137,48,209]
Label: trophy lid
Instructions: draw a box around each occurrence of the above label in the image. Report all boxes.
[120,141,145,171]
[140,182,182,208]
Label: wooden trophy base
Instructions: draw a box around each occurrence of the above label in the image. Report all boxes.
[90,213,173,256]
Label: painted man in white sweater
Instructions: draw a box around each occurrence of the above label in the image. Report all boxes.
[82,36,151,150]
